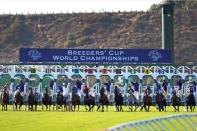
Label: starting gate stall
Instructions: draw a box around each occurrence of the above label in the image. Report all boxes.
[128,75,140,100]
[86,75,96,92]
[100,75,113,104]
[42,74,54,91]
[156,75,170,103]
[184,75,196,96]
[142,75,155,103]
[100,75,111,93]
[171,75,182,98]
[0,74,11,90]
[142,75,154,93]
[0,74,12,103]
[57,75,68,92]
[28,74,40,91]
[13,74,26,91]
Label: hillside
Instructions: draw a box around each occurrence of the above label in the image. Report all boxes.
[0,10,196,64]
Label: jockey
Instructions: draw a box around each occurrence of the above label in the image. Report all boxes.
[132,81,139,92]
[162,79,168,92]
[43,87,51,96]
[34,88,39,100]
[145,85,152,95]
[172,88,176,96]
[34,88,38,95]
[104,81,111,93]
[29,87,33,95]
[75,79,82,90]
[72,85,78,96]
[18,80,24,93]
[176,79,183,90]
[58,85,63,94]
[156,81,162,93]
[114,85,120,96]
[50,80,54,90]
[127,84,134,94]
[100,86,105,95]
[3,84,9,95]
[83,85,90,97]
[193,81,196,93]
[189,81,196,95]
[62,83,68,97]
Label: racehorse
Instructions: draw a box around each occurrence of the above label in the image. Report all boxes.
[84,94,95,112]
[83,87,95,112]
[97,92,109,112]
[140,93,152,112]
[171,93,181,112]
[155,92,166,112]
[186,93,196,112]
[114,93,123,112]
[28,89,35,111]
[56,92,64,111]
[128,92,139,112]
[14,91,23,111]
[27,88,39,111]
[42,88,52,111]
[71,93,80,112]
[1,86,9,111]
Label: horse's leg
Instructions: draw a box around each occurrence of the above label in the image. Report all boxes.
[65,103,67,111]
[61,104,63,111]
[5,104,8,111]
[186,103,189,112]
[88,105,91,112]
[134,102,138,111]
[74,104,76,112]
[173,105,176,112]
[15,103,18,111]
[192,105,195,112]
[140,104,144,111]
[148,105,150,112]
[190,105,192,112]
[77,104,79,111]
[131,103,134,112]
[35,104,37,111]
[120,105,123,112]
[116,104,119,112]
[97,104,100,111]
[85,104,88,111]
[45,104,47,111]
[19,103,22,111]
[71,104,73,111]
[101,103,104,112]
[92,103,95,112]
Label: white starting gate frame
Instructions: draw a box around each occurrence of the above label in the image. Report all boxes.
[0,64,197,103]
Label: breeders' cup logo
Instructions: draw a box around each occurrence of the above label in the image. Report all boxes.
[28,49,42,61]
[148,50,162,62]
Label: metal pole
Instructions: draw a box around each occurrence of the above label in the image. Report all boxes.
[161,0,174,63]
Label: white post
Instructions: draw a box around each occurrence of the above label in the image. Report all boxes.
[24,83,27,94]
[110,83,113,94]
[39,82,42,94]
[53,83,56,94]
[10,82,13,94]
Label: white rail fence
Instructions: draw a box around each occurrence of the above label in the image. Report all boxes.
[108,114,197,131]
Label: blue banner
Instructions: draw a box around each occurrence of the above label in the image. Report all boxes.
[19,48,171,64]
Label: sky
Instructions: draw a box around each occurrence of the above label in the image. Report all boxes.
[0,0,161,14]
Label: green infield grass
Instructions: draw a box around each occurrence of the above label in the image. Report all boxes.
[0,105,196,131]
